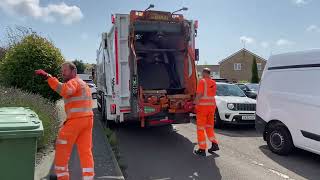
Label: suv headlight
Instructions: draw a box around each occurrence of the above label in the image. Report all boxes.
[227,103,235,110]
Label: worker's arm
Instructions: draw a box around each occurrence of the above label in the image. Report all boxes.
[194,79,204,105]
[35,69,78,98]
[47,76,78,98]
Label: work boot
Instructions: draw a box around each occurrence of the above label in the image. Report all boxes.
[208,143,220,154]
[49,174,57,180]
[194,149,206,156]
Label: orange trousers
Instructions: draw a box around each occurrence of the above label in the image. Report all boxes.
[196,106,218,150]
[55,116,94,180]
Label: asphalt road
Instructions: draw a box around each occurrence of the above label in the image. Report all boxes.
[114,122,320,180]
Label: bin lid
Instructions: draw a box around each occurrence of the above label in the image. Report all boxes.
[0,107,43,137]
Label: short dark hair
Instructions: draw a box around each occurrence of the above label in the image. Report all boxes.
[202,68,211,75]
[62,62,77,73]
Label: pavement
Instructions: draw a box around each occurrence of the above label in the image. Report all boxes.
[115,122,320,180]
[36,100,124,180]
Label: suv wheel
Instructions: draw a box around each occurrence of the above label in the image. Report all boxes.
[266,124,294,155]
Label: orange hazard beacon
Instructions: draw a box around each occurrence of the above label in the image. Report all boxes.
[96,5,199,127]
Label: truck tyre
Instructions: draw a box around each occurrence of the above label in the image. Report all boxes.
[266,124,294,155]
[49,174,57,180]
[97,92,102,112]
[214,109,223,129]
[101,98,106,122]
[97,98,102,112]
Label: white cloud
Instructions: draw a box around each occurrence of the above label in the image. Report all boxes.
[294,0,308,5]
[240,36,255,45]
[276,39,295,46]
[261,42,270,48]
[0,0,83,24]
[306,25,320,32]
[80,32,88,40]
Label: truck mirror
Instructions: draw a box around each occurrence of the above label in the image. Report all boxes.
[195,49,199,61]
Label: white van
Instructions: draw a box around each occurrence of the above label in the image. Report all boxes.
[256,49,320,155]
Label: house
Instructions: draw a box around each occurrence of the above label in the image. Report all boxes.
[196,65,220,78]
[219,48,267,82]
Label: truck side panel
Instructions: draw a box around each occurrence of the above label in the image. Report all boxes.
[115,14,131,121]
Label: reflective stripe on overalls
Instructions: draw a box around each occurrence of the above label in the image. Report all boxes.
[198,80,215,106]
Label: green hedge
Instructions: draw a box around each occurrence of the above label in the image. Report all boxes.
[0,86,60,150]
[0,34,64,102]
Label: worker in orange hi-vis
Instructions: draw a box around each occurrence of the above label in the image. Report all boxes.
[193,68,219,156]
[35,62,94,180]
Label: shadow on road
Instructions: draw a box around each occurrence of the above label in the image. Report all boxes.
[116,123,222,180]
[191,119,261,138]
[215,125,261,138]
[259,145,320,180]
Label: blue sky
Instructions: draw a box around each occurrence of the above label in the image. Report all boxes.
[0,0,319,64]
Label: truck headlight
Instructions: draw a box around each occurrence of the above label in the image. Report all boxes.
[227,103,235,110]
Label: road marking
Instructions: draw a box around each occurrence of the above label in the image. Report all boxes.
[153,178,171,180]
[268,169,291,179]
[251,160,295,180]
[96,176,125,179]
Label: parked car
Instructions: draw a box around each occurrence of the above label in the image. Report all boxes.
[215,82,256,128]
[213,78,229,83]
[81,79,97,99]
[236,83,259,99]
[256,49,320,156]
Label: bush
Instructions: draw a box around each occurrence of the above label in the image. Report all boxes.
[0,86,60,150]
[0,34,64,102]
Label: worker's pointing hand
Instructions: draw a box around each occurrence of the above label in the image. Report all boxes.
[35,69,49,79]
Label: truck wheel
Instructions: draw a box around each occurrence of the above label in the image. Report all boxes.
[97,93,102,112]
[97,99,102,112]
[101,99,106,122]
[214,109,223,129]
[266,125,294,155]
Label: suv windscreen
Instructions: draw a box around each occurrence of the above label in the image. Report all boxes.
[217,84,246,97]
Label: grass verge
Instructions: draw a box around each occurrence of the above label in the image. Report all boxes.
[104,127,128,176]
[0,86,60,150]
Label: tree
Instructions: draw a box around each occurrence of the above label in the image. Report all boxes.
[251,57,260,83]
[72,59,86,74]
[0,33,64,102]
[5,26,35,47]
[0,47,5,61]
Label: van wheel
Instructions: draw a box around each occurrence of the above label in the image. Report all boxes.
[214,109,223,129]
[266,125,294,155]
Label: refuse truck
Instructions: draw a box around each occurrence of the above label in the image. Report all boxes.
[96,6,199,127]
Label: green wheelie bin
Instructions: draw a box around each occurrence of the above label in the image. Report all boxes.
[0,107,43,180]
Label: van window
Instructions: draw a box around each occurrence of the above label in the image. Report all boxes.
[264,69,320,96]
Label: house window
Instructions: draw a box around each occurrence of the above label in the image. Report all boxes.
[234,63,242,71]
[257,63,262,71]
